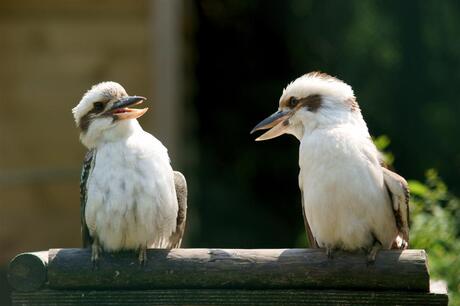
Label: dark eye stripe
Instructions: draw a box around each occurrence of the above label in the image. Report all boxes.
[79,113,92,133]
[93,102,105,112]
[300,94,322,112]
[78,101,109,132]
[289,97,298,107]
[282,94,322,112]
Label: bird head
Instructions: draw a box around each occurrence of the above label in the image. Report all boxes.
[251,72,363,141]
[72,81,147,148]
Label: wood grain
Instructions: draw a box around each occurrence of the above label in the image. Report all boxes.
[7,251,48,292]
[12,288,448,306]
[45,248,429,291]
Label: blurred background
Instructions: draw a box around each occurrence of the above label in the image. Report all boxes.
[1,0,459,305]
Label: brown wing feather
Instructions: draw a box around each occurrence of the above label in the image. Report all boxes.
[80,150,95,248]
[167,171,188,248]
[300,188,318,248]
[382,167,410,249]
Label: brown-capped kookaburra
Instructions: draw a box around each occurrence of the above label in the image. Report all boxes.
[72,82,187,265]
[251,72,409,262]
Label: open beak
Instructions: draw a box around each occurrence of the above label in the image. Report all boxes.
[250,110,293,141]
[107,96,148,120]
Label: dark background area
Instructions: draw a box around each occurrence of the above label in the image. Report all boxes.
[189,0,460,249]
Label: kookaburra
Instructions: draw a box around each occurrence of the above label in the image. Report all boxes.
[251,72,409,261]
[72,82,187,265]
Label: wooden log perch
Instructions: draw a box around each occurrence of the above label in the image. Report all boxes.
[9,248,429,292]
[8,251,48,292]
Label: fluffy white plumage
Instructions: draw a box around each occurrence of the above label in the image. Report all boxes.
[297,119,397,251]
[252,72,409,260]
[282,72,355,102]
[73,82,181,263]
[73,82,128,125]
[85,120,178,250]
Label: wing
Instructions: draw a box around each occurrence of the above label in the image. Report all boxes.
[300,187,318,248]
[382,167,410,249]
[167,171,188,248]
[80,149,95,248]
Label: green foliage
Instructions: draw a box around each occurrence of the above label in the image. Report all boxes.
[377,135,460,304]
[373,135,394,166]
[409,170,460,305]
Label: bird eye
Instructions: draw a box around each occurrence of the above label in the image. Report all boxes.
[93,102,104,112]
[289,97,298,107]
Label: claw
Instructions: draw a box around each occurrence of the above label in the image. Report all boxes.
[91,238,102,270]
[367,241,382,264]
[138,246,147,265]
[326,247,333,259]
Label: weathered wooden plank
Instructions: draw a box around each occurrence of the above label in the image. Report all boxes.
[11,288,448,306]
[46,248,429,291]
[7,251,48,292]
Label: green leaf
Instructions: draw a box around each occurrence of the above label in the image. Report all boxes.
[408,180,430,196]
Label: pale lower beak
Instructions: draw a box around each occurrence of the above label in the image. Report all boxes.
[250,110,293,141]
[107,96,148,120]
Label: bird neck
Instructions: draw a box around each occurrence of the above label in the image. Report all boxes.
[81,119,143,149]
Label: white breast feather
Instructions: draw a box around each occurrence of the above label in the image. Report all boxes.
[299,125,398,250]
[85,130,178,251]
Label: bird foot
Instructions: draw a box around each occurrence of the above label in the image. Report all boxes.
[138,246,147,265]
[367,241,382,264]
[326,247,334,259]
[91,240,102,270]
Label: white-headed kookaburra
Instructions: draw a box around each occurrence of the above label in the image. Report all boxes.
[251,72,409,262]
[72,82,187,265]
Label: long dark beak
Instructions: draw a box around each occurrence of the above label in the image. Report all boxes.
[108,96,146,111]
[106,96,148,120]
[250,110,293,141]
